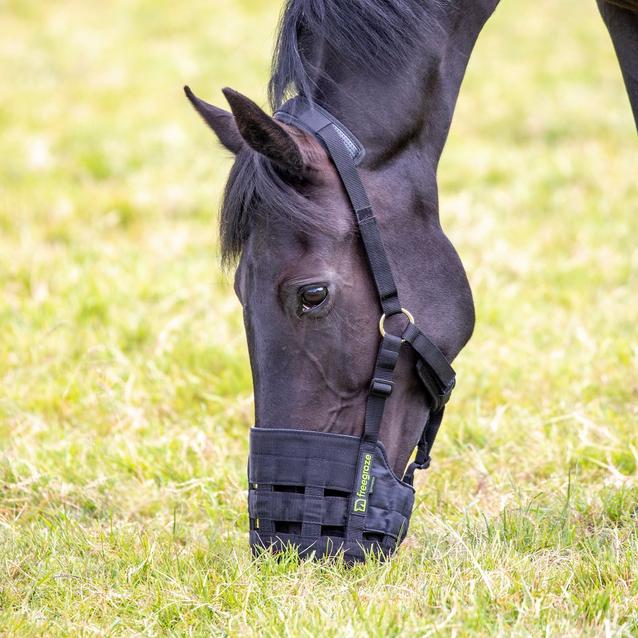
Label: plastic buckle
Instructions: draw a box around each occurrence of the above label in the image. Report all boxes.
[370,378,393,397]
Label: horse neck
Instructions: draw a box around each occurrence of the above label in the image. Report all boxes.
[310,1,499,172]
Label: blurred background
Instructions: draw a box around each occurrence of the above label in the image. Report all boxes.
[1,0,637,634]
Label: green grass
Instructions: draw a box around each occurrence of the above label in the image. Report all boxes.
[1,0,637,635]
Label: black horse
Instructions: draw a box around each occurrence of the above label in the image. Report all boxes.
[185,0,637,559]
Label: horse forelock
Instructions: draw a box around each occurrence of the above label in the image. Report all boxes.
[219,149,335,267]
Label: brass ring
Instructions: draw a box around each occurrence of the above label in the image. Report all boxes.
[378,308,414,338]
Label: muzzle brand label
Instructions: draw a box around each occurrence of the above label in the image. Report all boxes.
[353,453,373,513]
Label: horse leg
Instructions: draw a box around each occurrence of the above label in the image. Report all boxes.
[597,0,638,130]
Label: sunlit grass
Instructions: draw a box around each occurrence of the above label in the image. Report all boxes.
[1,0,637,635]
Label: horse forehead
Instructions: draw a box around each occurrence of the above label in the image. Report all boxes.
[248,199,354,254]
[239,224,358,285]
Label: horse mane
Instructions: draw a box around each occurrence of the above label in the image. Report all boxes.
[221,0,443,264]
[268,0,444,109]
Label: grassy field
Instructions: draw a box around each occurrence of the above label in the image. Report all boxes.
[1,0,637,635]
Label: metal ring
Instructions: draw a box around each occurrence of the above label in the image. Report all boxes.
[378,308,414,338]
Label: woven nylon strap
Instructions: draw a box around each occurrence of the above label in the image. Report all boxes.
[275,97,455,484]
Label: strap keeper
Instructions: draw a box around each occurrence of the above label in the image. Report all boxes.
[369,378,393,397]
[356,206,374,223]
[416,360,457,412]
[438,377,456,410]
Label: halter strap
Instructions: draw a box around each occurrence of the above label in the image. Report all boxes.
[275,98,365,165]
[275,96,456,490]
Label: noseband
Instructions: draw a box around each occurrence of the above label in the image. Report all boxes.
[247,97,456,562]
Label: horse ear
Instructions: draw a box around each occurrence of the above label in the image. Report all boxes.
[184,86,244,154]
[221,87,307,178]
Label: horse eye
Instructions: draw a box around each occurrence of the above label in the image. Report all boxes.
[299,285,329,312]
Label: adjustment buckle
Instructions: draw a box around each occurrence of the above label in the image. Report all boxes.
[370,378,393,397]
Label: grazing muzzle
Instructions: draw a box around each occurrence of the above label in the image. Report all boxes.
[248,428,415,562]
[245,98,456,562]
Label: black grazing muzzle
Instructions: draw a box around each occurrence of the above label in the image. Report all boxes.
[248,429,415,562]
[246,98,456,563]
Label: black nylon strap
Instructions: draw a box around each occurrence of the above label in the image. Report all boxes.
[403,407,445,486]
[363,333,402,444]
[402,323,455,389]
[346,334,401,540]
[315,124,402,316]
[401,324,455,483]
[275,99,366,165]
